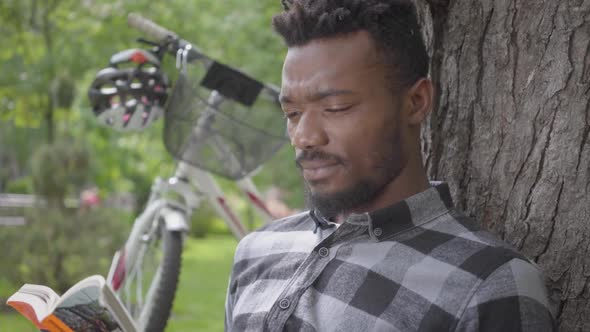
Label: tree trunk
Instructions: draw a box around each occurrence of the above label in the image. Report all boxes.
[417,0,590,330]
[40,0,59,144]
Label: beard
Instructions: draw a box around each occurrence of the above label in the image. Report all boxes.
[300,130,406,219]
[304,177,388,219]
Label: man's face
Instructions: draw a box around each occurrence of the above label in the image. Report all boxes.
[280,31,408,217]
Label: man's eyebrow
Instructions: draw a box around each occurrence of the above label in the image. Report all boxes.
[279,89,356,104]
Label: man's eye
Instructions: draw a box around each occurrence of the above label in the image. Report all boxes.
[283,111,300,119]
[324,105,353,113]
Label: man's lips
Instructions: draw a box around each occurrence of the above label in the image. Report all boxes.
[300,161,341,181]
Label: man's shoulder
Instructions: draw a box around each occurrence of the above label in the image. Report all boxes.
[418,208,551,316]
[426,208,538,281]
[234,211,313,251]
[254,210,314,233]
[232,211,318,263]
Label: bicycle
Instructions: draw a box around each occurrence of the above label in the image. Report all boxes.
[89,13,288,332]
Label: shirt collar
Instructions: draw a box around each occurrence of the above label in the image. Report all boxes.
[310,182,454,240]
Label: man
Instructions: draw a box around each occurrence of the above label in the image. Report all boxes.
[225,0,556,331]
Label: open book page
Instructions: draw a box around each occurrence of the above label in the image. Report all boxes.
[49,275,135,332]
[6,284,60,329]
[100,283,138,332]
[7,275,137,332]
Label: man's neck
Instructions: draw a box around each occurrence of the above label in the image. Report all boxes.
[334,162,430,223]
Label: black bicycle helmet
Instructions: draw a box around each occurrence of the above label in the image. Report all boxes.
[88,48,169,131]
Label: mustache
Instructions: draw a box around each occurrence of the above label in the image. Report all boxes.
[295,150,344,169]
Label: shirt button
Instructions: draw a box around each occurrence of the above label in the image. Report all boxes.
[318,247,329,258]
[373,227,383,237]
[279,298,290,310]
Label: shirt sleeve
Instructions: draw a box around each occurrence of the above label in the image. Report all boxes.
[224,275,234,332]
[225,237,246,332]
[455,258,557,332]
[225,239,244,332]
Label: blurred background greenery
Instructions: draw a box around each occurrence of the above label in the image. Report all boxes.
[0,0,304,330]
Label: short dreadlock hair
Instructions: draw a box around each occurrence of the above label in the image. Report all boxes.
[273,0,429,89]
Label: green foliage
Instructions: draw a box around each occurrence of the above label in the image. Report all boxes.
[1,0,304,211]
[4,176,33,194]
[0,226,28,287]
[0,123,45,191]
[189,204,218,238]
[31,141,90,200]
[0,141,131,293]
[15,206,130,293]
[53,75,76,109]
[1,2,310,329]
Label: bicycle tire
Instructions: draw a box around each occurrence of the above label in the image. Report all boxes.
[134,228,183,332]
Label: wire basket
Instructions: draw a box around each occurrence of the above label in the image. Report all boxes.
[163,59,288,180]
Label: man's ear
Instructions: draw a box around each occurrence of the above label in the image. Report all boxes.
[405,78,433,126]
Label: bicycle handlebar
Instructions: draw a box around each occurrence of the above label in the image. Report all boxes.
[128,13,177,42]
[127,12,209,66]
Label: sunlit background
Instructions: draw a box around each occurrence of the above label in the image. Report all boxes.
[0,1,304,331]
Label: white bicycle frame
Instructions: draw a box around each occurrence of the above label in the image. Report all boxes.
[104,14,285,331]
[106,93,276,331]
[106,162,272,328]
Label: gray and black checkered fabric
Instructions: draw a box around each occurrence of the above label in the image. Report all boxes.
[225,183,556,331]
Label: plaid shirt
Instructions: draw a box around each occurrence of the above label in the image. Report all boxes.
[225,183,555,331]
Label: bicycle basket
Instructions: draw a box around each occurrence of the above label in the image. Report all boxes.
[164,59,288,180]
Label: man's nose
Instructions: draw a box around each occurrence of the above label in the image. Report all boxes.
[290,110,328,150]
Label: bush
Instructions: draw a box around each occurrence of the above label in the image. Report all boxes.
[0,141,131,293]
[189,205,217,238]
[4,176,33,194]
[14,206,130,293]
[30,141,90,204]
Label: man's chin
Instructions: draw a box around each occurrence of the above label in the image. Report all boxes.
[304,180,382,218]
[305,181,346,198]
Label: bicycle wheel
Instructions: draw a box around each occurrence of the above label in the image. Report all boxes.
[121,223,183,332]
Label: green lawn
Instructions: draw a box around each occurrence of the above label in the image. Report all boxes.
[0,234,238,332]
[167,234,237,331]
[0,314,37,332]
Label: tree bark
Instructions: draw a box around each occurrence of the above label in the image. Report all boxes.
[417,0,590,330]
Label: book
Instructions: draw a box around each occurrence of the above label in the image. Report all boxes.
[6,275,137,332]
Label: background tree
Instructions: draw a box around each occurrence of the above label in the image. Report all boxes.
[417,1,590,330]
[0,0,301,293]
[0,0,299,204]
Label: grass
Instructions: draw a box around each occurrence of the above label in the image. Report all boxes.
[0,276,38,332]
[0,314,37,332]
[166,234,237,331]
[0,234,238,332]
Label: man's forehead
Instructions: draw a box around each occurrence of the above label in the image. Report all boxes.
[281,31,382,98]
[282,31,381,77]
